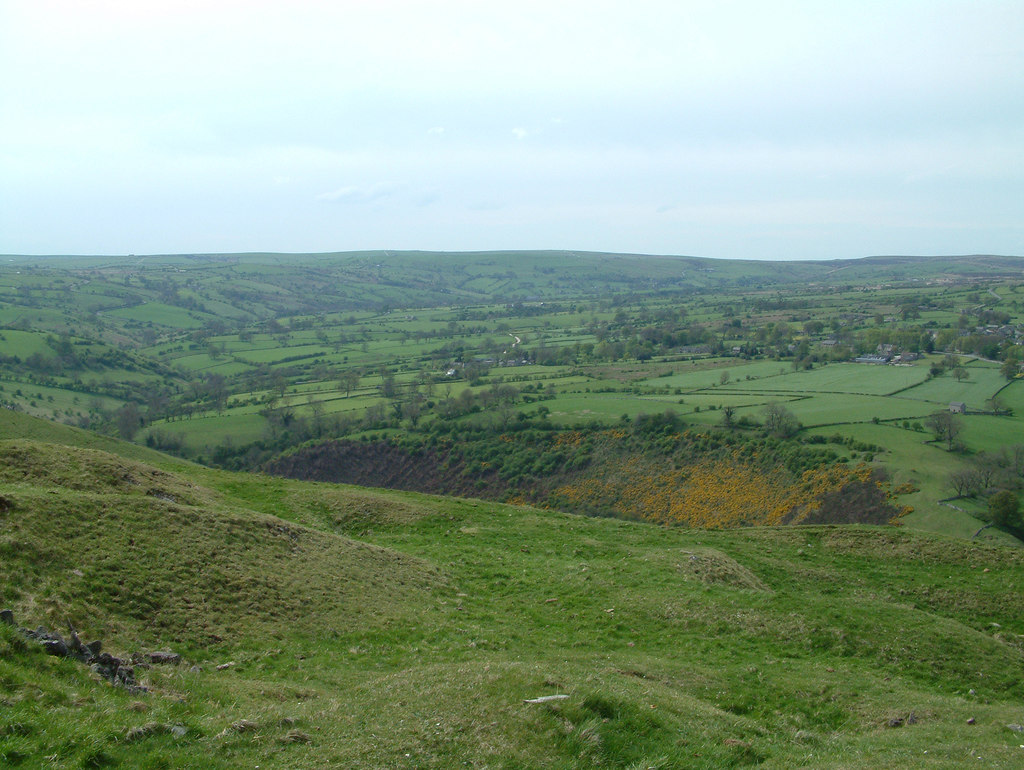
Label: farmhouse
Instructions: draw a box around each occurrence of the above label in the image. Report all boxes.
[949,401,966,414]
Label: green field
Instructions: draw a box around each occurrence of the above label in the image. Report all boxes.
[1,413,1023,767]
[0,251,1022,544]
[897,365,1007,406]
[725,362,930,395]
[105,301,206,328]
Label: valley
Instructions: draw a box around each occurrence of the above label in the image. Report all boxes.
[2,251,1024,767]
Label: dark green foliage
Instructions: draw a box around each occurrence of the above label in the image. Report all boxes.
[989,490,1021,529]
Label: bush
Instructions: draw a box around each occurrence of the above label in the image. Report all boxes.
[989,490,1021,529]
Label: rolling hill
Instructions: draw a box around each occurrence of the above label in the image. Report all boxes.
[2,411,1023,767]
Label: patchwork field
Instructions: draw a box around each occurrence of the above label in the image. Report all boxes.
[0,251,1021,544]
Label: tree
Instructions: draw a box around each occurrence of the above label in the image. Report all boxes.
[926,411,963,451]
[339,369,361,398]
[929,411,958,448]
[204,373,227,413]
[721,405,736,429]
[762,402,800,438]
[988,490,1021,529]
[115,402,142,440]
[1001,356,1021,380]
[952,366,969,382]
[719,370,730,386]
[949,467,983,498]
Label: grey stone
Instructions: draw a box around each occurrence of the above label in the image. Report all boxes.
[43,638,68,657]
[0,609,14,626]
[147,650,181,665]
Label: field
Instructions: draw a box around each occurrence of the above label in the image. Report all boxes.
[1,412,1023,767]
[1,251,1022,542]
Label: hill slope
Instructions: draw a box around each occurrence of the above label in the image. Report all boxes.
[1,419,1024,767]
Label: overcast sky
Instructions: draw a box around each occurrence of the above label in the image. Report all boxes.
[1,0,1022,260]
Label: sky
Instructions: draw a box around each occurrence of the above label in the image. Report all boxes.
[1,0,1022,260]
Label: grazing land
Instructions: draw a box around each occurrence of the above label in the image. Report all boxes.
[1,410,1023,768]
[2,250,1024,766]
[2,251,1022,540]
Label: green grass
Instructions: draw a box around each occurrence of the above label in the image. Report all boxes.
[146,412,269,450]
[726,361,931,395]
[898,365,1008,407]
[2,252,1023,550]
[642,359,791,390]
[0,329,54,357]
[105,301,206,328]
[1,417,1023,766]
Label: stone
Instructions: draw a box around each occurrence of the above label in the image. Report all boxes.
[524,694,570,704]
[0,609,14,626]
[42,637,68,657]
[86,640,102,658]
[115,665,136,686]
[147,651,181,665]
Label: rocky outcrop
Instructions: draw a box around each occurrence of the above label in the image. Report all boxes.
[1,609,183,694]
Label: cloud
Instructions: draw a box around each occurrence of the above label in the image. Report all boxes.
[427,126,446,135]
[511,127,530,140]
[316,182,403,204]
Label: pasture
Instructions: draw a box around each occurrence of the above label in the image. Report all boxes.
[1,251,1022,542]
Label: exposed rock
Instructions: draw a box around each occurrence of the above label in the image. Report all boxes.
[42,637,69,657]
[147,650,182,665]
[0,608,14,626]
[124,722,188,742]
[524,694,569,704]
[3,610,148,693]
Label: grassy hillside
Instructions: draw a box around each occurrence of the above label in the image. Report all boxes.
[2,418,1024,767]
